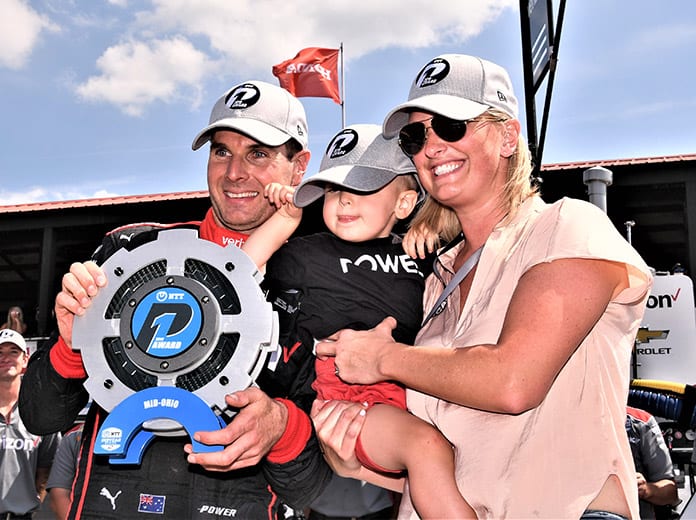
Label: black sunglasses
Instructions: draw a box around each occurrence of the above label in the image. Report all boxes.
[398,115,472,157]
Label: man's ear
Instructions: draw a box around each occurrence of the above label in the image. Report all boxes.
[500,119,520,158]
[394,190,419,219]
[291,150,311,186]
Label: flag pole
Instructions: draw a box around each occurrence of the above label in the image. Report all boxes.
[340,42,346,128]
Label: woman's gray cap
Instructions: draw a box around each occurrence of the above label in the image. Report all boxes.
[383,54,518,137]
[293,124,418,208]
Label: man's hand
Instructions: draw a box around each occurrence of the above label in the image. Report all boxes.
[311,399,404,492]
[185,387,288,471]
[637,472,649,499]
[55,261,107,347]
[637,472,679,506]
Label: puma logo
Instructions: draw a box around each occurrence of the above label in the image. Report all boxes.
[119,232,135,242]
[100,487,122,510]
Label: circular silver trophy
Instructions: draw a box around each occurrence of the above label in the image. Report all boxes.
[72,228,278,463]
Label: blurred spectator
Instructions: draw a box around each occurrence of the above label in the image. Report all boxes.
[1,306,28,335]
[46,425,82,520]
[626,406,679,519]
[0,329,60,517]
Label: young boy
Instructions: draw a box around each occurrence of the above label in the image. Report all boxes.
[243,124,474,519]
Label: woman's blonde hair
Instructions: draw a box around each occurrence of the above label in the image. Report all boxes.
[408,109,537,244]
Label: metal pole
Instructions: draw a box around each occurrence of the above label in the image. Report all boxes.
[536,0,566,171]
[37,226,56,336]
[583,166,613,213]
[624,220,635,245]
[518,0,539,173]
[340,42,345,128]
[625,219,639,380]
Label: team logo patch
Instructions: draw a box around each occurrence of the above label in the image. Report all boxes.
[198,504,237,516]
[415,57,450,88]
[138,493,166,514]
[224,83,261,110]
[98,427,123,452]
[635,328,669,344]
[100,487,121,510]
[325,128,358,159]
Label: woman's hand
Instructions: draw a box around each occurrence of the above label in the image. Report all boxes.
[310,399,366,478]
[316,317,399,385]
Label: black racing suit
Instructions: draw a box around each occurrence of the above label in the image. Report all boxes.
[18,219,330,519]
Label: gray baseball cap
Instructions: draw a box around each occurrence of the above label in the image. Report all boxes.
[0,329,26,352]
[192,80,309,150]
[294,124,419,208]
[383,54,518,137]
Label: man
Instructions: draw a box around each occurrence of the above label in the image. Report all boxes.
[18,80,331,518]
[0,329,60,519]
[46,424,82,520]
[626,406,679,519]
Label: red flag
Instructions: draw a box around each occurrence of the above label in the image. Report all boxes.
[272,47,341,105]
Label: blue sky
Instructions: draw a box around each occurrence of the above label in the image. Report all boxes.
[1,0,694,204]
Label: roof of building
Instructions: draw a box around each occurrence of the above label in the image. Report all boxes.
[1,153,695,215]
[542,153,696,172]
[0,190,209,214]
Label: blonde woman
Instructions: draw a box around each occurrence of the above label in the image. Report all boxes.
[1,306,27,334]
[313,54,652,520]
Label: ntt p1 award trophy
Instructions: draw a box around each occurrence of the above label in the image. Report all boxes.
[72,228,278,464]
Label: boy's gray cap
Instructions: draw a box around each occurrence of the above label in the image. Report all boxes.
[383,54,518,137]
[294,124,418,208]
[0,329,26,352]
[192,80,309,150]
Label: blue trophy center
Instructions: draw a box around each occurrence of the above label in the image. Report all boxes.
[131,287,203,358]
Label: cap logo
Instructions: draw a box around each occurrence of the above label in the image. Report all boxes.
[415,58,450,88]
[0,330,16,340]
[0,329,23,350]
[326,128,358,159]
[224,83,261,110]
[497,91,507,102]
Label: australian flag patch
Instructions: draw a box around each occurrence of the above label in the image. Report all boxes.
[138,493,166,514]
